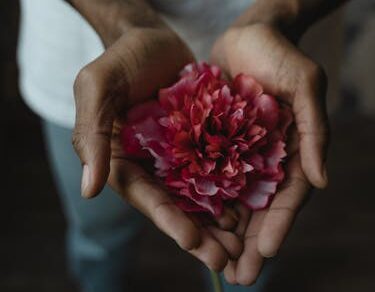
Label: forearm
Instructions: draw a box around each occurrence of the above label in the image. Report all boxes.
[66,0,165,46]
[234,0,349,41]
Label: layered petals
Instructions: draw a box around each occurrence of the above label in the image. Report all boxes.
[121,62,292,216]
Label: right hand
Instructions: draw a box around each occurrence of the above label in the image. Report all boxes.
[72,26,243,271]
[211,23,329,284]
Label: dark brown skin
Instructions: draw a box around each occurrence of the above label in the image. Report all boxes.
[69,0,243,272]
[66,0,348,285]
[212,24,327,284]
[210,0,347,284]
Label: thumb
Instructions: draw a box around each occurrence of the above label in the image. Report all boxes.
[72,28,194,198]
[72,51,128,198]
[294,64,329,188]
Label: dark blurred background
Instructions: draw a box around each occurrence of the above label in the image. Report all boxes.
[1,1,374,291]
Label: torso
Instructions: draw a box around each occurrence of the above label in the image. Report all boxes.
[18,0,254,128]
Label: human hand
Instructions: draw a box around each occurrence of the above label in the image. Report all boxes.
[71,8,243,270]
[211,22,329,284]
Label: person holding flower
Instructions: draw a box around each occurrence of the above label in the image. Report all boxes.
[18,0,348,290]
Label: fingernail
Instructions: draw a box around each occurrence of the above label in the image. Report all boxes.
[264,251,278,258]
[81,165,90,198]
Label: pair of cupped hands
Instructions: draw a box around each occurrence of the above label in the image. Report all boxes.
[72,21,329,285]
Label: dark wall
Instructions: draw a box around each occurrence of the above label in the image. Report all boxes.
[0,0,19,103]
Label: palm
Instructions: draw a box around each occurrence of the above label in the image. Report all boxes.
[222,129,310,284]
[107,112,244,271]
[211,24,328,284]
[73,28,244,271]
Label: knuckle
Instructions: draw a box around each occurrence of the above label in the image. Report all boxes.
[74,61,129,112]
[71,129,86,159]
[74,64,101,97]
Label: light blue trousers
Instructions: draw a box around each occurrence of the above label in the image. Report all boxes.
[43,120,270,292]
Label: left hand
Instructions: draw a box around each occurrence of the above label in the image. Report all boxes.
[211,23,329,285]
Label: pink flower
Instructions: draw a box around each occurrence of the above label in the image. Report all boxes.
[122,62,292,216]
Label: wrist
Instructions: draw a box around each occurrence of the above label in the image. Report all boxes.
[232,0,348,43]
[69,0,165,47]
[232,0,306,42]
[233,1,298,28]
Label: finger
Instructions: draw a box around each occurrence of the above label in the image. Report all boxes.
[234,203,252,237]
[207,226,243,260]
[223,204,252,284]
[72,51,128,198]
[189,229,229,272]
[215,207,239,231]
[257,153,310,258]
[224,260,237,285]
[109,159,201,251]
[213,26,329,187]
[72,30,193,198]
[235,211,265,286]
[293,63,329,188]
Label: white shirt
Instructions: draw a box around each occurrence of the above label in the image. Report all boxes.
[18,0,253,128]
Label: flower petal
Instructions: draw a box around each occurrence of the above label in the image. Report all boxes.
[175,194,223,216]
[265,141,287,173]
[121,125,150,158]
[233,74,263,101]
[254,94,279,130]
[122,62,292,216]
[189,177,220,196]
[240,180,278,210]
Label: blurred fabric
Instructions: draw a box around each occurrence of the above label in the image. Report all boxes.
[1,1,374,291]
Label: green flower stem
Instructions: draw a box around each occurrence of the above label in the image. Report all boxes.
[210,270,223,292]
